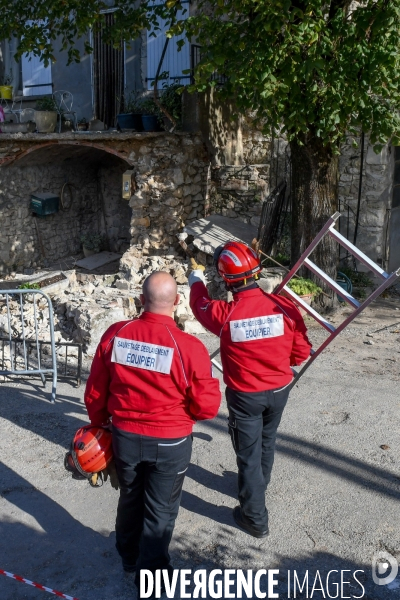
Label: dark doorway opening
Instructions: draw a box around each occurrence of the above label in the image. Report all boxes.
[93,13,124,129]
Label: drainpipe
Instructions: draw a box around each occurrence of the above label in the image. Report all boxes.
[353,131,365,247]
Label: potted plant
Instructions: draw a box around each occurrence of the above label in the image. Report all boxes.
[284,277,322,316]
[117,91,144,131]
[77,117,88,131]
[140,98,162,132]
[81,232,104,257]
[0,71,13,99]
[34,97,58,133]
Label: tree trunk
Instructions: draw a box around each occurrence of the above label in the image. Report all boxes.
[290,133,339,310]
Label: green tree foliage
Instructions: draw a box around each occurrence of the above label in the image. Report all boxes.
[180,0,400,151]
[177,0,400,305]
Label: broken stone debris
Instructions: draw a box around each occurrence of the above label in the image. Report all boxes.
[0,251,209,359]
[55,260,208,353]
[0,217,286,359]
[0,215,292,356]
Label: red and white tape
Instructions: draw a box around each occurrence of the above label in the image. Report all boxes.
[0,569,79,600]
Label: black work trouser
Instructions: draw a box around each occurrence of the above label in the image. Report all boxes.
[226,384,290,530]
[112,427,192,573]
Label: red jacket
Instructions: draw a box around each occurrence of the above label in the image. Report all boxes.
[84,311,221,438]
[190,283,312,392]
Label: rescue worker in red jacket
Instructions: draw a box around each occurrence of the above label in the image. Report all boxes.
[189,241,311,538]
[85,271,221,589]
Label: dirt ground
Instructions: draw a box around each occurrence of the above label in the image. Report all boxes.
[0,292,399,600]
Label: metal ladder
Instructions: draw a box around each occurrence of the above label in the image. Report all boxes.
[210,212,400,383]
[274,211,400,385]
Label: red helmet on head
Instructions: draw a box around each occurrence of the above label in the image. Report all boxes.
[64,425,113,482]
[216,241,262,284]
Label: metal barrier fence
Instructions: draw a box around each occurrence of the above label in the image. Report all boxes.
[0,338,82,387]
[0,290,57,402]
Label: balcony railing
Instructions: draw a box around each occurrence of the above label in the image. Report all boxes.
[190,44,228,86]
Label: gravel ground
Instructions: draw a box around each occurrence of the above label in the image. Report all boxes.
[0,296,399,599]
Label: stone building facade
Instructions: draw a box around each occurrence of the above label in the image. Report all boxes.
[0,131,208,273]
[0,123,397,276]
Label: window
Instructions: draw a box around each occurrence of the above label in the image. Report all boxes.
[146,3,190,90]
[21,52,52,96]
[20,21,53,96]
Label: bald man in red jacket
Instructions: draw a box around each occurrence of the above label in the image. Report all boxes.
[85,272,221,588]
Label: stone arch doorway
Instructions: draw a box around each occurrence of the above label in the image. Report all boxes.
[0,143,133,273]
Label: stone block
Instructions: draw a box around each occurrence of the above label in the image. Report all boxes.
[220,179,249,191]
[119,251,142,272]
[115,279,130,290]
[82,283,95,295]
[74,304,125,355]
[172,265,188,285]
[172,188,183,199]
[165,197,181,207]
[185,208,198,220]
[190,184,202,196]
[130,192,148,208]
[258,269,284,293]
[122,296,137,317]
[182,319,207,334]
[172,169,184,186]
[222,208,237,218]
[366,144,389,166]
[131,216,150,228]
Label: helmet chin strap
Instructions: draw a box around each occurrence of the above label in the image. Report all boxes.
[225,277,258,293]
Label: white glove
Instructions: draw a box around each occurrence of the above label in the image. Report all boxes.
[188,269,206,287]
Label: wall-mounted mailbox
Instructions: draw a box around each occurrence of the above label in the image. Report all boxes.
[122,170,135,199]
[31,192,60,217]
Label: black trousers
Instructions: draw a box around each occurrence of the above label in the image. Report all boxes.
[112,427,192,573]
[226,384,290,530]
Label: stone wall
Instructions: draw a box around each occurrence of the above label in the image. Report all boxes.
[129,134,209,251]
[388,148,400,272]
[0,132,209,273]
[338,137,393,268]
[208,165,269,227]
[0,162,101,272]
[0,143,134,272]
[208,120,393,266]
[207,135,289,231]
[0,128,393,275]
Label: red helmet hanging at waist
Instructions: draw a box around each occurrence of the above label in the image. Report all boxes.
[216,241,262,284]
[64,425,113,482]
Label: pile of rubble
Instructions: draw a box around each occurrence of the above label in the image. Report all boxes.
[0,240,284,363]
[0,249,229,361]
